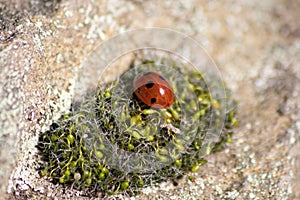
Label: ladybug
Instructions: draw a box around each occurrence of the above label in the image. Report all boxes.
[133,71,174,109]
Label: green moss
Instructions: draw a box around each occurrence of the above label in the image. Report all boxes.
[37,59,238,197]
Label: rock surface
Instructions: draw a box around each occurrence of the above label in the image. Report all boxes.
[0,0,299,199]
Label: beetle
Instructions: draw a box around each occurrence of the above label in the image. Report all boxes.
[133,71,174,109]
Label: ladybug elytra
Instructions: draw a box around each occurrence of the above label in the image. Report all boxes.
[133,72,174,109]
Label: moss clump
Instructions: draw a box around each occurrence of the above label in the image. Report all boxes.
[38,59,238,196]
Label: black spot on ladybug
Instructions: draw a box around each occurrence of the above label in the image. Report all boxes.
[151,98,156,104]
[159,75,166,80]
[137,88,141,93]
[146,81,154,88]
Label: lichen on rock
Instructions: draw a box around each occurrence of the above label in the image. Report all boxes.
[37,58,237,197]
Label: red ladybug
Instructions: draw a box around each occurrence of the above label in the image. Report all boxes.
[133,72,174,109]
